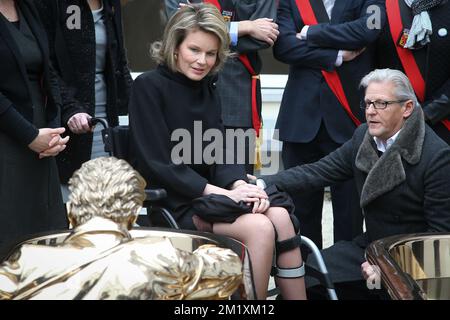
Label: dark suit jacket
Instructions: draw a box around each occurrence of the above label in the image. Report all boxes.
[34,0,133,183]
[0,0,61,146]
[377,0,450,143]
[165,0,276,128]
[273,0,386,144]
[264,106,450,244]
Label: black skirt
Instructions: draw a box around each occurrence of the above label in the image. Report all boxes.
[176,185,296,229]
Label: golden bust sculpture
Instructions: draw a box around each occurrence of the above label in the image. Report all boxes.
[0,157,244,300]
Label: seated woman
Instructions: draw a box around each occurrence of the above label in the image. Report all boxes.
[128,3,306,300]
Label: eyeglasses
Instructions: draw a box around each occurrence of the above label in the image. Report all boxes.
[360,100,407,110]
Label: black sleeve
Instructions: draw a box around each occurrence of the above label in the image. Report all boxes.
[423,146,450,232]
[129,75,209,199]
[422,88,450,125]
[112,0,133,116]
[306,0,387,50]
[0,105,39,146]
[210,122,248,189]
[263,135,356,193]
[273,0,338,70]
[46,61,63,128]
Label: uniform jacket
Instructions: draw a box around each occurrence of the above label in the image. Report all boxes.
[273,0,386,144]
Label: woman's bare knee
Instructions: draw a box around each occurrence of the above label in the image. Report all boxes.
[265,207,296,238]
[242,214,275,243]
[213,213,275,244]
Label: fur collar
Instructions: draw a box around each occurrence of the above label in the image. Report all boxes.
[355,106,425,208]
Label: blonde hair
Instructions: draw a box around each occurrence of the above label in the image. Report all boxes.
[66,157,146,228]
[151,3,230,74]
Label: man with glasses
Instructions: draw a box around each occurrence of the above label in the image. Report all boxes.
[273,0,387,253]
[256,68,450,299]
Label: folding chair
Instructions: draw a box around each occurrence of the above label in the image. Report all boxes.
[92,118,337,300]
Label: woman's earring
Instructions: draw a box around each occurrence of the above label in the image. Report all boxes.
[174,53,178,59]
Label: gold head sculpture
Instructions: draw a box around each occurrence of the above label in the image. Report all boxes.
[0,157,244,300]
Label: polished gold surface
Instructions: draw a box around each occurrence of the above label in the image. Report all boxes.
[366,233,450,300]
[0,219,251,300]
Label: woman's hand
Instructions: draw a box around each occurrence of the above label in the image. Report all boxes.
[28,127,69,156]
[226,183,268,204]
[252,197,270,214]
[67,112,92,134]
[38,135,70,158]
[230,179,247,190]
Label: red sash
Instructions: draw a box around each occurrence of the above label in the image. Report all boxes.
[204,0,262,136]
[386,0,450,131]
[204,0,221,9]
[294,0,361,126]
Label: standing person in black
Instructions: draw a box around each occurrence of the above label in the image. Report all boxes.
[377,0,450,145]
[33,0,133,199]
[129,4,306,300]
[0,0,69,259]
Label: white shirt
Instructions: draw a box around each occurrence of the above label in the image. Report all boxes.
[322,0,336,19]
[373,130,402,153]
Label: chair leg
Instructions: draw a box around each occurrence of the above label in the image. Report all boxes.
[301,236,338,300]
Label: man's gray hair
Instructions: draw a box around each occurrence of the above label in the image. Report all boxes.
[67,157,146,228]
[360,68,419,107]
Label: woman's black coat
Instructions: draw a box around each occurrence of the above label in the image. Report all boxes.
[0,0,67,258]
[0,0,61,144]
[34,0,133,183]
